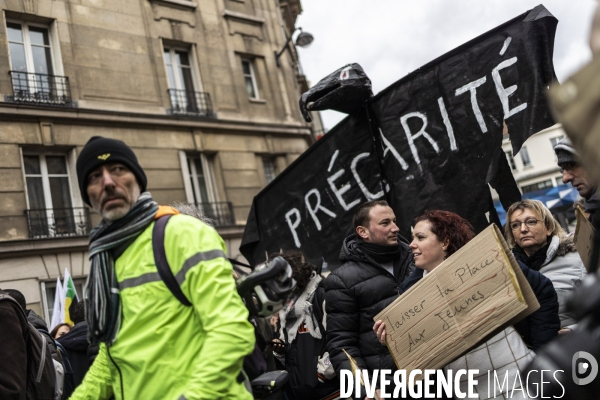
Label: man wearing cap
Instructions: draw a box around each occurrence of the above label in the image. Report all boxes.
[554,137,599,226]
[70,136,254,400]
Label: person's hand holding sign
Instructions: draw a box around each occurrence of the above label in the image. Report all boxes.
[373,320,387,346]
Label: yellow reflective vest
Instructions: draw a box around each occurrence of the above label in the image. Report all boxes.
[70,214,254,400]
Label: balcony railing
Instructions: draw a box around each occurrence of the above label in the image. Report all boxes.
[7,71,73,107]
[197,201,235,227]
[25,208,92,239]
[167,89,214,117]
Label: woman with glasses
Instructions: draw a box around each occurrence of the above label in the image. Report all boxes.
[505,199,586,333]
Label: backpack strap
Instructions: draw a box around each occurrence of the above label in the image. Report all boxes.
[152,214,192,307]
[229,258,251,276]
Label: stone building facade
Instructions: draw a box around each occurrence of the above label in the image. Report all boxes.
[0,0,319,321]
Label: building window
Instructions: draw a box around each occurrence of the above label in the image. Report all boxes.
[519,146,532,167]
[163,47,212,116]
[550,135,564,149]
[164,48,195,93]
[555,176,564,187]
[262,157,277,184]
[505,150,516,170]
[23,154,90,238]
[187,154,217,206]
[179,152,234,226]
[8,22,54,77]
[6,21,71,105]
[242,59,259,99]
[521,179,553,194]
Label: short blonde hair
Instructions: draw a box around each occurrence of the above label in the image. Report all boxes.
[504,199,566,248]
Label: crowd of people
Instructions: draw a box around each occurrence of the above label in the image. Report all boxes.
[0,132,593,400]
[0,0,599,398]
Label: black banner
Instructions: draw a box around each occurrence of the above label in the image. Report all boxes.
[241,5,558,269]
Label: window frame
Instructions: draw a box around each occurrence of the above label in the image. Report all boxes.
[5,19,67,102]
[22,152,74,211]
[162,45,203,93]
[20,149,86,238]
[178,151,219,206]
[505,150,517,171]
[519,146,532,167]
[241,59,260,99]
[262,156,277,184]
[521,179,553,194]
[6,20,57,77]
[161,42,207,114]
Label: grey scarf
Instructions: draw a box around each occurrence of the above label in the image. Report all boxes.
[279,272,322,344]
[86,192,158,345]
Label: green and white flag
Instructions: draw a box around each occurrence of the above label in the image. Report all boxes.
[62,268,79,325]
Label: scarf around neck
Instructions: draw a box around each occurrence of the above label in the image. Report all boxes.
[279,272,322,344]
[86,192,159,346]
[512,236,552,271]
[357,238,402,264]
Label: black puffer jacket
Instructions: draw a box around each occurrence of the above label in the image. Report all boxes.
[512,260,560,351]
[325,233,414,376]
[0,291,28,400]
[57,321,91,389]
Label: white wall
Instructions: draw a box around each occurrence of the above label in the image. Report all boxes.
[495,123,565,199]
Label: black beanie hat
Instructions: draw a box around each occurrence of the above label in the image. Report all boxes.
[76,136,147,206]
[553,137,578,166]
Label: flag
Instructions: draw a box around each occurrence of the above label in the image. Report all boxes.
[342,349,381,400]
[49,276,64,331]
[63,268,79,325]
[240,5,558,269]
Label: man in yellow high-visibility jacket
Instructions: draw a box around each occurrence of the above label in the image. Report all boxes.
[70,136,254,400]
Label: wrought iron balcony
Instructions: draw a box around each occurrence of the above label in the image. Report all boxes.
[7,71,73,106]
[197,201,235,227]
[25,208,92,239]
[167,89,214,117]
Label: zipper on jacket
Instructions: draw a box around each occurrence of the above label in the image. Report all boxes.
[107,345,125,400]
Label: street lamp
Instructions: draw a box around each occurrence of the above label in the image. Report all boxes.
[274,27,314,67]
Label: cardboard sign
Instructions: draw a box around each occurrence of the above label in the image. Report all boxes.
[374,224,539,376]
[574,206,597,272]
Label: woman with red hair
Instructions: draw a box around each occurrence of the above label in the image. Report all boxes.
[372,210,559,399]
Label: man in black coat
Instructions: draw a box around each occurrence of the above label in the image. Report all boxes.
[325,200,414,384]
[3,289,48,331]
[554,137,599,226]
[0,289,28,400]
[57,301,90,390]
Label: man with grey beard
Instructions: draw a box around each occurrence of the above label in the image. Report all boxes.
[71,136,254,400]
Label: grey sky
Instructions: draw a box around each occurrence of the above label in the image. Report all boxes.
[296,1,597,131]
